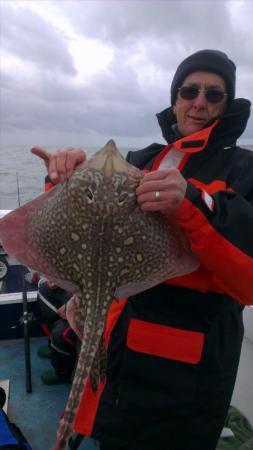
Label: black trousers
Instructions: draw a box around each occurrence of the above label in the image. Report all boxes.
[50,319,77,378]
[37,280,77,378]
[92,287,244,450]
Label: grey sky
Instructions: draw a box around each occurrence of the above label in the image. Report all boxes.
[1,0,253,150]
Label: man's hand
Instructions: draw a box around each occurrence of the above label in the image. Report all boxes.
[64,295,83,340]
[31,146,86,183]
[57,304,67,320]
[136,168,187,215]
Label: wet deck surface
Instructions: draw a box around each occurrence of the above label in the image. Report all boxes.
[0,336,98,450]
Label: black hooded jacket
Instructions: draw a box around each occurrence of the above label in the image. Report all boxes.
[74,98,253,443]
[129,98,251,168]
[126,98,253,306]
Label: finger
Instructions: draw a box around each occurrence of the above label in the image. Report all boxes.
[136,179,167,196]
[139,169,171,185]
[65,151,75,179]
[31,147,50,167]
[137,188,169,206]
[65,148,86,179]
[31,147,61,183]
[137,191,157,205]
[53,148,86,181]
[56,150,69,180]
[139,200,169,212]
[47,152,61,183]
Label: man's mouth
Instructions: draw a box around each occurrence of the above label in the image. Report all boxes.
[188,115,206,123]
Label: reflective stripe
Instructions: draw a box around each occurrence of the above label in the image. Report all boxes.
[152,144,190,171]
[50,342,72,356]
[37,290,58,313]
[201,190,215,212]
[159,146,185,170]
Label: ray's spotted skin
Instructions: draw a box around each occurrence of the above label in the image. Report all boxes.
[0,140,198,449]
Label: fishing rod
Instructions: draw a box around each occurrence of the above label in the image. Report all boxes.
[16,173,32,393]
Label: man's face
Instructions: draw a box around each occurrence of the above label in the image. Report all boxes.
[172,71,227,136]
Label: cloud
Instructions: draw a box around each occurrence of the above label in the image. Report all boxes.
[1,61,157,138]
[63,1,227,44]
[1,0,253,147]
[1,2,76,75]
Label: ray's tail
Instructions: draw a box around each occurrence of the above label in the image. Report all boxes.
[55,318,106,448]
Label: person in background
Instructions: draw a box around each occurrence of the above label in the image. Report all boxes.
[32,50,253,450]
[37,278,78,384]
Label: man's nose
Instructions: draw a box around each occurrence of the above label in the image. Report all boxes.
[192,91,208,108]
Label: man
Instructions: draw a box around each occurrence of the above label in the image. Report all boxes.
[32,50,253,450]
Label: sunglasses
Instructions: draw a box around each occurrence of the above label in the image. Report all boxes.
[178,86,227,103]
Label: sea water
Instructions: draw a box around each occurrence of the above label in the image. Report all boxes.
[0,144,131,209]
[0,144,252,210]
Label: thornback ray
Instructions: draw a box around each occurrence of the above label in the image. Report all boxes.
[0,139,199,449]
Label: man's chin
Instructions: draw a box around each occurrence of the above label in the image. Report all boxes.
[182,123,206,136]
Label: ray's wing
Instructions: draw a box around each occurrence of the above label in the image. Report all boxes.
[111,208,199,299]
[0,181,82,293]
[0,187,59,275]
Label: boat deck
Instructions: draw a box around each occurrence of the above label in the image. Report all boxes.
[0,256,97,448]
[0,336,97,450]
[1,332,253,449]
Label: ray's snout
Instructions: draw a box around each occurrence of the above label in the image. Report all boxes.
[89,140,127,177]
[104,139,117,152]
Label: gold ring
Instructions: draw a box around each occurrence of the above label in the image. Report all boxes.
[155,191,160,201]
